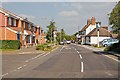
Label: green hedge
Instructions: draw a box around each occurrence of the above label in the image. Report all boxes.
[104,42,120,53]
[0,40,20,49]
[36,43,52,51]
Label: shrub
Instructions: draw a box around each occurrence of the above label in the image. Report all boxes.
[36,43,53,51]
[104,42,120,53]
[0,40,20,49]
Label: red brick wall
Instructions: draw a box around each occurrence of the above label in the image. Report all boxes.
[0,12,5,27]
[0,27,16,40]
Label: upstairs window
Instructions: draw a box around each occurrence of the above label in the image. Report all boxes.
[8,17,12,26]
[14,19,16,26]
[29,24,31,30]
[23,22,26,29]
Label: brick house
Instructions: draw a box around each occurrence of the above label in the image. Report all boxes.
[0,8,46,48]
[80,17,111,45]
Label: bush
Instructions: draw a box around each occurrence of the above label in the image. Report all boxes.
[36,43,52,51]
[104,42,120,53]
[0,40,20,49]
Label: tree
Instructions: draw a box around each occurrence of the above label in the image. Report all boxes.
[109,1,120,40]
[46,21,56,43]
[61,29,66,41]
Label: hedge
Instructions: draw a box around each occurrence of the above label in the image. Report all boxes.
[0,40,20,49]
[104,41,120,53]
[36,43,52,51]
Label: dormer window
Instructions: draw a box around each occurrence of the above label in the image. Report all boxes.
[8,17,12,26]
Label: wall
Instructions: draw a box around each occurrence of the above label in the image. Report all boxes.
[0,27,16,40]
[86,24,96,35]
[0,12,5,27]
[90,36,110,44]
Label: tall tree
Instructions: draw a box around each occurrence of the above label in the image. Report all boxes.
[61,29,66,41]
[109,1,120,39]
[46,21,56,43]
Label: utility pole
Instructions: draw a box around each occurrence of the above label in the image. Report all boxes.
[96,22,101,47]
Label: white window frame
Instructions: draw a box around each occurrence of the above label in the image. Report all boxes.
[14,19,16,26]
[23,22,25,29]
[29,24,31,30]
[8,17,12,26]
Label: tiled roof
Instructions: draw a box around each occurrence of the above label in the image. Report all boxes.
[86,27,111,37]
[81,23,90,32]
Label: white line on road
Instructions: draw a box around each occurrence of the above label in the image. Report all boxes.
[79,54,83,59]
[43,52,50,56]
[17,66,23,70]
[60,46,64,52]
[103,55,120,63]
[77,51,79,53]
[1,73,8,77]
[81,62,84,72]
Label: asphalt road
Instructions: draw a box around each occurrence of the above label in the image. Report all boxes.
[1,44,119,79]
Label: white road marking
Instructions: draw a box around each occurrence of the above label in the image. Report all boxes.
[79,54,83,59]
[60,46,64,51]
[17,66,22,70]
[75,49,77,51]
[103,55,120,63]
[25,52,45,62]
[1,73,8,77]
[105,72,113,76]
[77,51,79,53]
[81,62,84,72]
[43,52,50,56]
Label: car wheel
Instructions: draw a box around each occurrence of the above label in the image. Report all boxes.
[104,44,108,47]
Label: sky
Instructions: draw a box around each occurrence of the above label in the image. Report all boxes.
[2,2,116,35]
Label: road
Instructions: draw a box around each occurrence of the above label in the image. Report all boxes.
[1,44,119,79]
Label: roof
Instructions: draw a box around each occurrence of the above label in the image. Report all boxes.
[80,23,90,32]
[86,27,111,37]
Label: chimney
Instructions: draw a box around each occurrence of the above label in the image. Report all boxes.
[87,19,91,25]
[91,17,96,25]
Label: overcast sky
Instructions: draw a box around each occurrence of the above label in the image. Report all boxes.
[2,2,116,35]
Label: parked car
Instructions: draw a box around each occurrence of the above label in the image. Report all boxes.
[101,38,119,47]
[66,41,71,44]
[71,40,75,43]
[59,42,64,45]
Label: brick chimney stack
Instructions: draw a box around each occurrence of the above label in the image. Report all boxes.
[91,17,96,25]
[87,19,91,25]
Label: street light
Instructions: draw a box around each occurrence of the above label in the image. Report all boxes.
[96,22,101,47]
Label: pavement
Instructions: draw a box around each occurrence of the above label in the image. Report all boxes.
[1,44,119,79]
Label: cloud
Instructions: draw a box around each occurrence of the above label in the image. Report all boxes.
[59,10,79,17]
[19,14,36,20]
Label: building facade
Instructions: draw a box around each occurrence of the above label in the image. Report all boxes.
[0,8,46,48]
[80,17,111,45]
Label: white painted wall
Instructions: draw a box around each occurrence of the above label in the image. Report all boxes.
[86,24,96,35]
[90,37,110,44]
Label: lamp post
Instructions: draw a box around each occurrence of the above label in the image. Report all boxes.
[96,22,101,47]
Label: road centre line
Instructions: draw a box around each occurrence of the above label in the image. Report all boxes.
[81,62,84,72]
[79,54,83,59]
[77,51,79,53]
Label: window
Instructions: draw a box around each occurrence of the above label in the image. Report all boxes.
[14,19,16,26]
[8,17,12,26]
[23,22,25,29]
[29,24,31,30]
[17,34,20,40]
